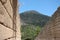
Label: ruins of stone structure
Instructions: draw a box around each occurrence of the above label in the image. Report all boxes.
[35,7,60,40]
[0,0,21,40]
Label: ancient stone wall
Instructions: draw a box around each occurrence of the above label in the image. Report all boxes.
[0,0,21,40]
[35,7,60,40]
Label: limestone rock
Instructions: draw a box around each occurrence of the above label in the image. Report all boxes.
[0,0,7,4]
[0,0,21,40]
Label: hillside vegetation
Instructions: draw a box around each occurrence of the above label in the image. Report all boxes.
[20,10,50,40]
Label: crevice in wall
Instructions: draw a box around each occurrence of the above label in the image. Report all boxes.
[0,22,17,32]
[0,0,13,20]
[4,36,16,40]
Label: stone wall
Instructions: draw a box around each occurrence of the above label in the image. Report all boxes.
[0,0,21,40]
[35,7,60,40]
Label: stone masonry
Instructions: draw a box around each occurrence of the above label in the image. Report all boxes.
[0,0,21,40]
[35,7,60,40]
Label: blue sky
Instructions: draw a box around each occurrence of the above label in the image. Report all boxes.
[18,0,60,16]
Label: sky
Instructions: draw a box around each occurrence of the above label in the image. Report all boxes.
[18,0,60,16]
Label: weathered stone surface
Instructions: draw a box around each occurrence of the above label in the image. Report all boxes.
[0,0,7,4]
[3,0,13,18]
[16,13,21,40]
[0,24,13,40]
[0,1,12,28]
[35,7,60,40]
[0,0,21,40]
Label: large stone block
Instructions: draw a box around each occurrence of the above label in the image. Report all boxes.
[0,0,21,40]
[0,24,13,40]
[3,0,13,18]
[0,1,12,28]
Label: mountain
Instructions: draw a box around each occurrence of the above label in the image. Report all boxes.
[20,10,51,40]
[20,10,50,27]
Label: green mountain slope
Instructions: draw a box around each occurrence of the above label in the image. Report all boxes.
[20,10,50,27]
[20,10,51,40]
